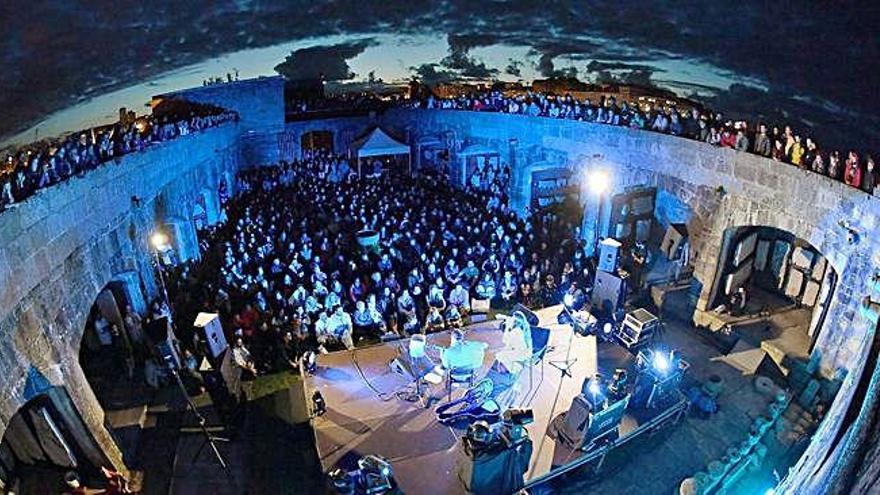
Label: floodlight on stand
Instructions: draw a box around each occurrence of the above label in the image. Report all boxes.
[502,408,534,426]
[151,231,169,251]
[357,454,394,494]
[328,468,354,494]
[588,378,601,397]
[653,350,670,373]
[586,169,610,195]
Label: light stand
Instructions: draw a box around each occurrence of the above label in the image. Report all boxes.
[149,231,232,478]
[165,357,232,477]
[549,302,578,378]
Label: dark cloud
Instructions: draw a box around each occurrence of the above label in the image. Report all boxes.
[534,53,578,79]
[585,60,657,73]
[274,40,376,81]
[1,0,878,150]
[410,63,459,85]
[440,33,499,79]
[505,59,523,78]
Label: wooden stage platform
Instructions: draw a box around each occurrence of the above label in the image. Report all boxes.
[304,306,646,494]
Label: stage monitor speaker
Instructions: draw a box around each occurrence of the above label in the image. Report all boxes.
[598,238,622,273]
[512,304,539,326]
[194,312,227,358]
[456,434,532,495]
[557,395,592,447]
[660,223,688,261]
[145,316,180,368]
[591,271,627,316]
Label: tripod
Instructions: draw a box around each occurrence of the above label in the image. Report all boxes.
[549,305,578,378]
[167,362,232,477]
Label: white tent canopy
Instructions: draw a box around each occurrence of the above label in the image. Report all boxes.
[350,127,411,176]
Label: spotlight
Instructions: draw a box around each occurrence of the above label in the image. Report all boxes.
[312,390,326,416]
[586,169,610,195]
[328,468,353,493]
[303,350,318,374]
[502,408,534,426]
[653,351,670,373]
[602,322,613,334]
[563,293,575,308]
[588,378,601,397]
[357,454,394,493]
[151,231,169,250]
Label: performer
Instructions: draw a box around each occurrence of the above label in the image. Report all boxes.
[441,329,487,372]
[493,311,533,375]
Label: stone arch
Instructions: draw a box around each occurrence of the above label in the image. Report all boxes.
[301,130,334,153]
[0,385,115,491]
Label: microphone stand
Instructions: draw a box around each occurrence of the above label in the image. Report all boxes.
[549,304,578,378]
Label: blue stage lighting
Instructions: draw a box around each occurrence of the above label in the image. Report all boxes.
[653,351,670,373]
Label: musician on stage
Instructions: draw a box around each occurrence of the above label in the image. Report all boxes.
[493,311,533,375]
[441,330,487,372]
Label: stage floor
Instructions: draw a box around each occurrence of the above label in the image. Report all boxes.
[304,305,640,494]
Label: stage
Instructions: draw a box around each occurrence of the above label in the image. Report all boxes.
[304,305,672,494]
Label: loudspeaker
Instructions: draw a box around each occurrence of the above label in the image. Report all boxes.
[598,238,622,273]
[660,224,688,261]
[194,312,227,358]
[558,395,592,447]
[591,271,627,316]
[145,316,180,368]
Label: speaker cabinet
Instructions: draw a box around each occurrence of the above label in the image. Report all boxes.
[598,238,622,273]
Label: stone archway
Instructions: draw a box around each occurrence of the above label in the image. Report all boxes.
[301,130,334,154]
[78,282,150,471]
[0,386,112,492]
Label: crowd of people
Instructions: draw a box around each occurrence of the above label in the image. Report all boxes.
[164,153,588,377]
[413,91,878,194]
[0,101,238,212]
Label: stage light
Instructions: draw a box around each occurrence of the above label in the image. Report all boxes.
[151,231,169,250]
[653,351,670,373]
[502,408,534,426]
[357,454,394,493]
[603,322,613,334]
[563,293,575,307]
[303,350,318,374]
[586,169,610,195]
[588,378,601,396]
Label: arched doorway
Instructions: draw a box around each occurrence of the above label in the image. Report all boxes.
[0,388,113,493]
[79,281,150,469]
[301,130,334,154]
[708,226,837,362]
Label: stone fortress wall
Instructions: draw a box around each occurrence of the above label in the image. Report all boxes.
[0,124,242,474]
[0,75,878,491]
[375,109,880,493]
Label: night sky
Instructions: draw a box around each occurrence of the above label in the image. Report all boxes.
[2,1,878,150]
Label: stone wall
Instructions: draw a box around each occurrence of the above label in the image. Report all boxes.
[378,108,880,493]
[242,116,377,166]
[162,76,285,133]
[0,124,241,473]
[1,100,876,491]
